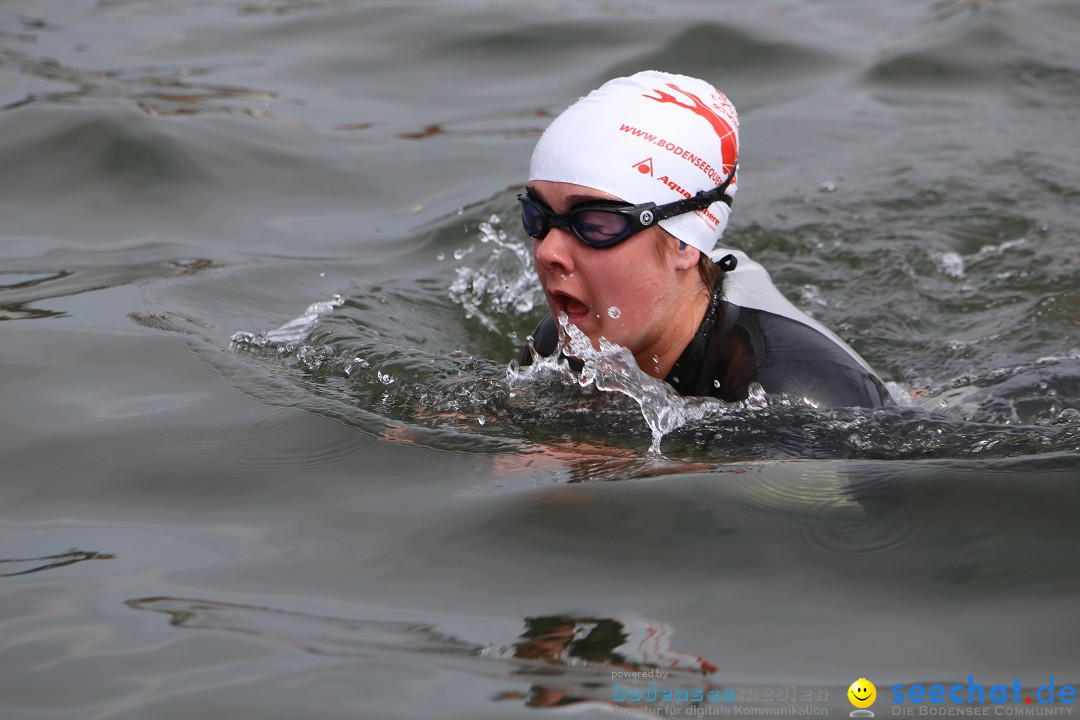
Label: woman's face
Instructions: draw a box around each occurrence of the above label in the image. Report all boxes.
[526,179,701,374]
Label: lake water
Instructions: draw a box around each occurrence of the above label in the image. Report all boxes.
[2,1,1079,718]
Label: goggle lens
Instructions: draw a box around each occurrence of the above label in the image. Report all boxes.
[518,195,635,248]
[520,199,547,238]
[573,210,630,245]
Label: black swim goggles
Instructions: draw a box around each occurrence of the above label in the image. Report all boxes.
[517,162,737,249]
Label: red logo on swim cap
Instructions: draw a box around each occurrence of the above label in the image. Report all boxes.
[632,157,654,176]
[643,83,738,175]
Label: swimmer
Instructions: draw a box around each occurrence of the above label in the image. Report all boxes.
[517,70,892,409]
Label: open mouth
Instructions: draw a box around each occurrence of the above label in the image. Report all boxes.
[550,290,591,320]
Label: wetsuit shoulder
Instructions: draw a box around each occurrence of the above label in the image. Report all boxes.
[731,306,891,408]
[667,298,890,408]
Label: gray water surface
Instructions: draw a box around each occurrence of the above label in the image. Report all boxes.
[2,1,1079,718]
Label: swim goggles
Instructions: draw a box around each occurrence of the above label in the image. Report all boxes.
[517,162,737,249]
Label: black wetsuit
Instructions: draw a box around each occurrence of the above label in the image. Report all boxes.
[519,288,892,409]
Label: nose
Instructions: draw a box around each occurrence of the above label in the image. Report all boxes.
[533,226,577,276]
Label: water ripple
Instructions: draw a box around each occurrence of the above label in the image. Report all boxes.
[0,48,279,119]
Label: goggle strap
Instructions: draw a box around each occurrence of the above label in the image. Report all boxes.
[652,162,738,223]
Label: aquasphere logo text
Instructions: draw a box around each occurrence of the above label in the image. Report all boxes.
[891,676,1076,714]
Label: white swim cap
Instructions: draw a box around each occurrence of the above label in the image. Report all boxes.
[529,70,739,256]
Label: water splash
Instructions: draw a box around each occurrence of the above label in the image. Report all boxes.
[231,294,344,349]
[447,214,543,336]
[225,287,1080,464]
[938,251,966,279]
[510,313,777,453]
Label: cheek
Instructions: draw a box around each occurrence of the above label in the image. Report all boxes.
[596,267,666,319]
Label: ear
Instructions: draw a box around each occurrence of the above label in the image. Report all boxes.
[672,241,700,271]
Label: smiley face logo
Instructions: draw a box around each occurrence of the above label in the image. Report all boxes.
[848,678,876,709]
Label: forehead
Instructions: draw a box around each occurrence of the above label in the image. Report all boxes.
[526,179,625,210]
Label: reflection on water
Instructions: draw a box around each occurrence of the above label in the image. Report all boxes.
[0,301,66,320]
[129,597,720,712]
[128,596,485,657]
[0,550,115,577]
[500,615,719,710]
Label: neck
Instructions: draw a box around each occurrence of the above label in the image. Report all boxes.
[636,284,713,380]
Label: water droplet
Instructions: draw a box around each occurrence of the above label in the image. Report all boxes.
[713,379,721,388]
[477,416,486,425]
[453,248,467,260]
[436,252,445,261]
[652,355,660,364]
[607,306,621,319]
[319,272,325,277]
[560,273,567,281]
[819,181,837,193]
